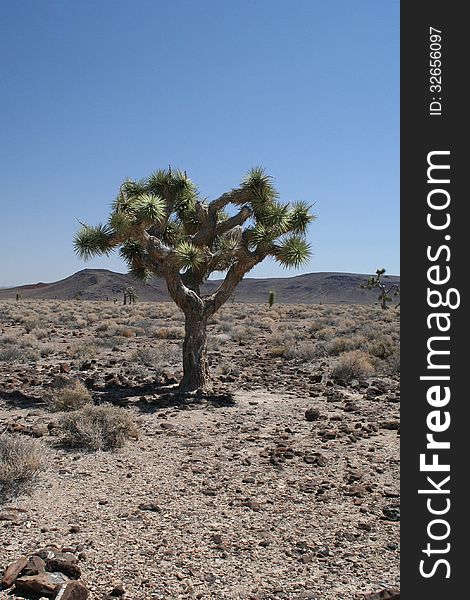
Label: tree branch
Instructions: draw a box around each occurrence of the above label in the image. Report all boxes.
[215,206,252,236]
[208,187,252,215]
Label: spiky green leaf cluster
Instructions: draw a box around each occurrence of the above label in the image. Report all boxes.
[289,201,315,235]
[242,166,278,204]
[212,229,242,271]
[175,241,204,271]
[74,224,113,259]
[273,236,311,268]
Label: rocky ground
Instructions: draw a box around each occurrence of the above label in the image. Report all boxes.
[0,300,400,599]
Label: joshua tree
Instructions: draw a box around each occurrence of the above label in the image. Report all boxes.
[268,290,276,309]
[361,268,400,310]
[123,285,137,305]
[74,167,314,391]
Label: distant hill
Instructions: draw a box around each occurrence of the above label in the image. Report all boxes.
[0,269,400,305]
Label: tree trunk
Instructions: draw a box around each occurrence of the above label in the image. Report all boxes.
[179,313,210,392]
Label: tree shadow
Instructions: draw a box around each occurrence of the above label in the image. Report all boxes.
[0,389,45,409]
[90,379,235,413]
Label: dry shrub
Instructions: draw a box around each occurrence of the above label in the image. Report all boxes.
[0,433,47,501]
[331,350,374,382]
[47,381,93,412]
[152,326,184,340]
[230,325,256,343]
[366,335,397,359]
[59,405,138,450]
[69,342,98,361]
[326,335,368,356]
[283,341,318,362]
[31,327,49,340]
[0,334,41,363]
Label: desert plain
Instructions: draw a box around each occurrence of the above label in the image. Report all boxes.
[0,298,400,600]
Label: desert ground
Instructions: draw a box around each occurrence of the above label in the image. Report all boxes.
[0,299,400,600]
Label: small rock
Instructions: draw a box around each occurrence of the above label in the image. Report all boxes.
[55,581,89,600]
[382,505,400,521]
[23,555,46,576]
[1,555,28,588]
[380,420,400,430]
[138,502,161,513]
[109,583,125,596]
[15,572,69,595]
[305,408,321,422]
[244,499,261,511]
[362,588,400,600]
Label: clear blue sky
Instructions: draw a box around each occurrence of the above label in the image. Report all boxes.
[0,0,399,286]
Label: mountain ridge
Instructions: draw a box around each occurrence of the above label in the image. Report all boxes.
[0,269,400,305]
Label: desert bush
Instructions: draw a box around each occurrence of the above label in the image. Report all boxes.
[39,343,56,357]
[0,335,40,362]
[375,351,400,377]
[230,325,256,343]
[47,381,93,412]
[326,335,368,356]
[152,326,184,340]
[59,404,138,450]
[331,350,374,382]
[0,433,47,501]
[316,326,336,341]
[366,335,397,359]
[31,327,50,340]
[69,342,99,361]
[283,341,318,362]
[207,333,230,351]
[130,343,180,370]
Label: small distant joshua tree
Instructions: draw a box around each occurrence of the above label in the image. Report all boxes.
[74,167,315,391]
[268,290,276,309]
[362,268,400,310]
[123,285,137,305]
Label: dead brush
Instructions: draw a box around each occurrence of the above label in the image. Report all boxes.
[47,381,93,412]
[59,404,139,451]
[331,350,374,382]
[0,433,47,501]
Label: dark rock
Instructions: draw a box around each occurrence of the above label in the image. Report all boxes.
[380,420,400,430]
[15,572,69,595]
[138,502,161,513]
[22,555,46,576]
[1,555,28,588]
[305,408,321,422]
[109,583,125,596]
[55,581,89,600]
[362,588,400,600]
[382,505,400,521]
[35,548,81,580]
